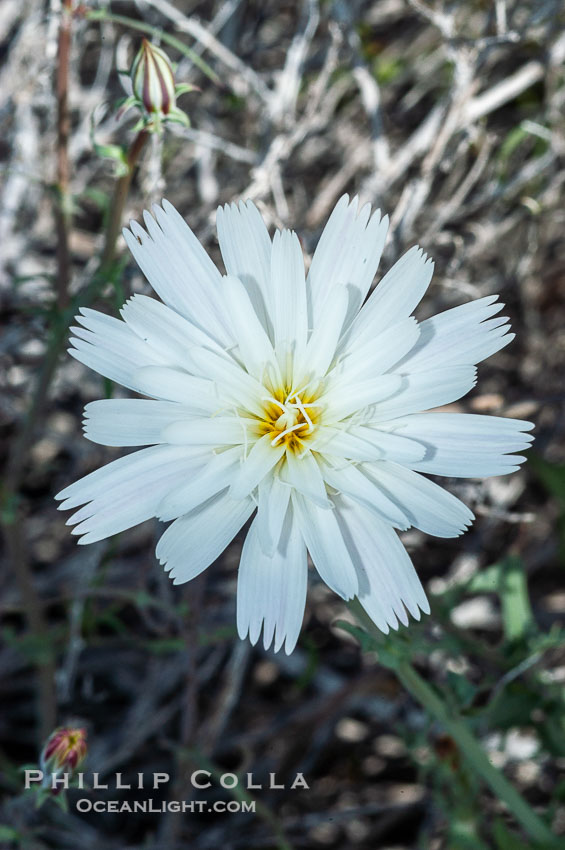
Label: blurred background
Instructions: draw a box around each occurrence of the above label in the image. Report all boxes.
[1,0,565,847]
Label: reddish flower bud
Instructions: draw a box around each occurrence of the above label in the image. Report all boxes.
[40,726,87,776]
[131,39,176,117]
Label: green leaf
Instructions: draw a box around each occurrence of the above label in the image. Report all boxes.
[334,616,410,667]
[52,791,69,813]
[103,377,115,400]
[449,818,490,850]
[2,627,55,664]
[466,562,504,594]
[115,94,138,119]
[463,557,535,643]
[90,120,129,177]
[76,187,109,212]
[332,620,378,653]
[499,557,534,643]
[523,454,565,561]
[486,683,538,728]
[166,107,191,128]
[0,826,21,843]
[493,818,553,850]
[175,83,198,96]
[498,126,529,165]
[372,56,404,84]
[529,454,565,507]
[134,590,159,609]
[446,671,478,709]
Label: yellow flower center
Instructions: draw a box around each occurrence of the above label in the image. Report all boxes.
[257,385,323,453]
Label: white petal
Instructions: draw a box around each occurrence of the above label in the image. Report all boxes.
[320,374,403,422]
[313,425,425,464]
[348,247,433,346]
[83,399,194,446]
[156,490,255,584]
[334,317,420,382]
[221,275,280,382]
[237,508,307,654]
[157,447,242,521]
[362,461,474,538]
[186,346,266,418]
[216,201,273,335]
[123,202,231,345]
[55,445,205,544]
[308,195,389,330]
[394,295,512,372]
[320,458,411,529]
[282,449,331,508]
[384,413,534,477]
[69,308,168,391]
[134,366,220,411]
[292,492,359,600]
[334,494,429,629]
[303,285,349,378]
[271,229,308,372]
[256,475,291,556]
[230,434,285,500]
[361,366,477,422]
[162,416,251,446]
[120,294,226,365]
[55,444,200,507]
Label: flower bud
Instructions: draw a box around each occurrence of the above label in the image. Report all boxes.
[131,39,176,117]
[40,726,87,777]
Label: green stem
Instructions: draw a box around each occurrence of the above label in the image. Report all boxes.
[395,661,554,845]
[347,600,558,847]
[100,129,149,271]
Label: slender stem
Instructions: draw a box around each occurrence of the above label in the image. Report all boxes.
[394,660,555,845]
[3,521,57,742]
[2,315,82,746]
[3,126,148,746]
[0,0,78,730]
[100,129,149,271]
[54,0,73,310]
[346,600,558,847]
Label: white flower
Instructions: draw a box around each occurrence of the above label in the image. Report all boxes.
[56,196,533,654]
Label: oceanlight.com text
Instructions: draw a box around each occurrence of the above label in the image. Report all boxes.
[76,799,256,814]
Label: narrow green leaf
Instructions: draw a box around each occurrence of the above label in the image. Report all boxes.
[499,557,534,642]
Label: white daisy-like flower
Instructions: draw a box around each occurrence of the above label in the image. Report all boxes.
[55,196,533,653]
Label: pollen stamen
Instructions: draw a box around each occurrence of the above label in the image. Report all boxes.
[285,383,311,403]
[232,406,250,459]
[260,383,323,452]
[291,395,314,432]
[271,422,305,446]
[261,395,287,414]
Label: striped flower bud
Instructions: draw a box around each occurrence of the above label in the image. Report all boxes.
[131,39,176,117]
[40,726,87,777]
